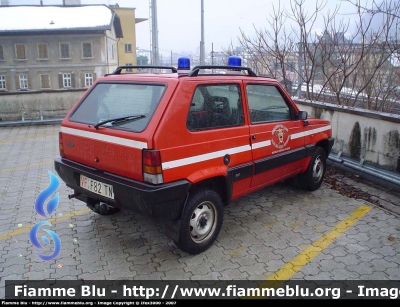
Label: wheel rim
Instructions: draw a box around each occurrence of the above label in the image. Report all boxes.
[312,155,324,183]
[189,201,217,243]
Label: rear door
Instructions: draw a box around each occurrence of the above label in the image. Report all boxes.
[154,79,253,200]
[243,81,305,188]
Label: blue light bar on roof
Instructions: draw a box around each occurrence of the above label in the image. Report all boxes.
[228,56,242,67]
[178,57,190,70]
[178,57,190,76]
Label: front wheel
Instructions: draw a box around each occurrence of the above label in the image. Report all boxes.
[174,188,223,255]
[300,146,327,191]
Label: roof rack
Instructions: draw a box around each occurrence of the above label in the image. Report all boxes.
[108,65,178,75]
[188,65,257,77]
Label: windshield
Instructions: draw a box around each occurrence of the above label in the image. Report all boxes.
[69,82,166,132]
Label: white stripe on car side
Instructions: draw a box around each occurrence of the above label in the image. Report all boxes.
[291,125,332,140]
[162,145,251,170]
[61,127,148,149]
[163,126,330,169]
[251,140,271,149]
[62,125,330,169]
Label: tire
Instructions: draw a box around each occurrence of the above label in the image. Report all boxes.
[175,188,223,255]
[300,146,327,191]
[87,201,121,215]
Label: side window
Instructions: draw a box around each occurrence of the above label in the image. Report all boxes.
[37,43,48,59]
[15,44,26,60]
[125,44,132,53]
[60,43,70,59]
[40,74,51,89]
[82,42,93,58]
[247,84,291,123]
[0,75,6,90]
[125,63,133,72]
[187,84,244,131]
[58,73,75,88]
[0,45,4,61]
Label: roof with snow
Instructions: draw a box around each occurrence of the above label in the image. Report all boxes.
[0,5,123,37]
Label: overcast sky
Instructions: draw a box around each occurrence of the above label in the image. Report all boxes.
[8,0,360,57]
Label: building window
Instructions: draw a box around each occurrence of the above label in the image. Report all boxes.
[125,44,132,53]
[126,63,133,72]
[0,75,6,89]
[82,42,93,58]
[19,74,28,89]
[84,73,93,87]
[37,43,48,59]
[40,74,50,89]
[111,44,115,60]
[60,43,70,59]
[63,73,72,87]
[15,44,26,60]
[0,45,4,61]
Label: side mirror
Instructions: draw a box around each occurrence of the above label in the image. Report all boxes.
[298,110,308,120]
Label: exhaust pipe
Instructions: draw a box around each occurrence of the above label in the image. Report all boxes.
[68,193,80,199]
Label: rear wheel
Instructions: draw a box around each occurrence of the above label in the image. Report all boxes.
[300,146,327,191]
[174,188,223,255]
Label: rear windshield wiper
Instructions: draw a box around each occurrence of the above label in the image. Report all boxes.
[94,114,146,130]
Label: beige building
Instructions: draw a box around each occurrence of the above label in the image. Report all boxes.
[110,6,147,67]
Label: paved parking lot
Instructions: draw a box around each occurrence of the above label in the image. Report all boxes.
[1,124,400,299]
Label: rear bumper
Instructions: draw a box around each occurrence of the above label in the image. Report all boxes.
[54,157,191,220]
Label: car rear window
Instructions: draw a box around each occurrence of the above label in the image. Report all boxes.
[69,82,166,132]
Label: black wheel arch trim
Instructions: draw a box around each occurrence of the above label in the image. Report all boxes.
[225,162,254,204]
[254,146,315,175]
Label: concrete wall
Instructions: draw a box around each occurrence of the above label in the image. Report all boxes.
[295,99,400,173]
[0,90,85,121]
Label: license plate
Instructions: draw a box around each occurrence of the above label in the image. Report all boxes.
[80,175,114,199]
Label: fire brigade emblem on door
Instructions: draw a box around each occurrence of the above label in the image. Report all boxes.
[272,124,290,149]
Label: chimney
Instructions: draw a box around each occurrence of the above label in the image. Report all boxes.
[63,0,82,5]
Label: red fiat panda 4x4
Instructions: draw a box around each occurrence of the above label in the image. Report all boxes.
[54,56,334,255]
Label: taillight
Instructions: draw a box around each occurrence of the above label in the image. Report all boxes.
[142,149,163,184]
[59,132,65,158]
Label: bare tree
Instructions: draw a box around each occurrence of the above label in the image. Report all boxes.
[236,0,400,114]
[237,1,298,93]
[286,0,338,100]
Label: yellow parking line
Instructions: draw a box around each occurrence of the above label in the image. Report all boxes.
[0,208,91,241]
[0,160,53,174]
[244,205,371,299]
[0,132,58,144]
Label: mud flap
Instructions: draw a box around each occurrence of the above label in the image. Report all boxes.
[165,219,181,243]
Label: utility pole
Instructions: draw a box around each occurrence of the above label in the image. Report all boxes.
[211,43,214,65]
[200,0,205,65]
[150,0,159,65]
[297,27,303,98]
